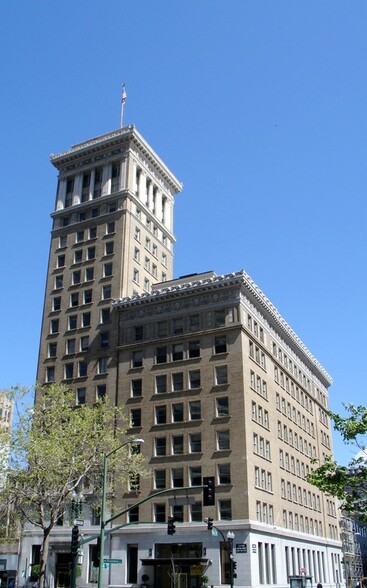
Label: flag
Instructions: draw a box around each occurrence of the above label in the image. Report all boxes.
[121,84,127,105]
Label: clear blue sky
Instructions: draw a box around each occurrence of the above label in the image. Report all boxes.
[1,1,366,465]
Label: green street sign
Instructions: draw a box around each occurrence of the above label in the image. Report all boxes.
[103,559,122,564]
[211,529,218,536]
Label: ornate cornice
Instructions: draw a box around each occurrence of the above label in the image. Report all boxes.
[50,125,183,193]
[113,270,332,386]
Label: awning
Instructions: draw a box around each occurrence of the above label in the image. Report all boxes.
[140,558,208,566]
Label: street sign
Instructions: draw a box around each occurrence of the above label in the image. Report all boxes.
[236,544,247,553]
[103,559,122,564]
[211,528,218,536]
[74,519,84,527]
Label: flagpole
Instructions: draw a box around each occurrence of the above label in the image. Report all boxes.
[120,83,127,128]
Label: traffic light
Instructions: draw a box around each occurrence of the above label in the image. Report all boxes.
[232,560,237,579]
[207,517,213,531]
[92,537,101,567]
[203,476,215,506]
[167,516,176,535]
[71,525,79,557]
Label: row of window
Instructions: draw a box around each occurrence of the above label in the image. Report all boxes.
[137,498,232,523]
[250,370,268,400]
[282,509,323,535]
[249,341,266,370]
[46,357,110,382]
[254,467,273,493]
[130,365,228,397]
[48,332,109,358]
[277,420,316,457]
[276,394,315,437]
[272,340,312,391]
[134,224,169,250]
[153,429,230,456]
[253,433,271,461]
[134,241,167,265]
[49,307,110,335]
[131,396,229,427]
[63,167,119,207]
[251,401,269,430]
[279,449,310,479]
[128,308,232,343]
[132,337,227,369]
[280,480,321,511]
[153,463,231,490]
[274,369,314,414]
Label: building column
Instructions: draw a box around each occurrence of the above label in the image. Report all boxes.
[72,174,82,205]
[89,169,95,201]
[138,170,146,203]
[155,189,163,222]
[119,158,127,191]
[147,180,153,210]
[56,179,67,210]
[102,164,111,196]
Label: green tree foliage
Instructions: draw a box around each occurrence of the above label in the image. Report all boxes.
[0,384,147,588]
[308,403,367,520]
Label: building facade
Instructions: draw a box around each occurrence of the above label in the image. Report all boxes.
[19,125,344,588]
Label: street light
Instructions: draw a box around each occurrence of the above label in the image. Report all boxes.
[227,531,235,588]
[97,438,144,588]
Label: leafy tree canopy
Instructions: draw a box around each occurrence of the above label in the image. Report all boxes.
[308,403,367,520]
[0,384,147,586]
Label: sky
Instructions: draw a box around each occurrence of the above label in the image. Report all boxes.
[1,1,366,466]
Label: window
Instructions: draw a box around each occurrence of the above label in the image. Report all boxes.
[216,397,229,417]
[172,468,184,488]
[154,503,166,522]
[172,435,184,455]
[130,408,141,427]
[132,350,143,368]
[76,230,84,243]
[77,388,86,405]
[134,326,143,341]
[214,309,226,327]
[217,430,230,450]
[97,384,106,400]
[218,464,231,484]
[46,366,55,383]
[156,346,167,364]
[189,400,201,420]
[190,467,202,486]
[55,275,63,289]
[156,375,167,394]
[107,221,115,234]
[50,318,59,333]
[189,370,201,389]
[189,314,200,331]
[57,254,66,268]
[91,207,99,218]
[143,278,150,291]
[155,406,167,424]
[83,289,92,304]
[64,363,74,380]
[98,358,108,374]
[80,335,89,351]
[67,339,76,354]
[172,343,183,361]
[101,308,110,323]
[102,284,111,300]
[87,246,95,260]
[152,243,157,256]
[162,252,167,266]
[189,433,201,453]
[89,227,97,239]
[133,268,139,283]
[172,403,184,422]
[133,247,140,261]
[82,312,91,327]
[78,361,88,378]
[100,332,109,348]
[172,372,184,392]
[70,292,79,307]
[144,257,150,271]
[103,262,113,277]
[157,321,168,337]
[214,335,227,354]
[155,470,166,490]
[105,241,114,255]
[152,263,157,277]
[131,379,142,397]
[74,250,83,264]
[52,297,61,311]
[215,365,228,385]
[155,437,167,456]
[85,267,94,281]
[188,340,200,358]
[219,499,232,520]
[48,343,57,358]
[59,235,67,248]
[173,318,183,335]
[190,502,202,522]
[134,227,140,241]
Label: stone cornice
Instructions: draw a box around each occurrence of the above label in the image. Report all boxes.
[50,125,183,193]
[113,270,332,386]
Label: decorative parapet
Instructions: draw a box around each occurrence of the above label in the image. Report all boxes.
[113,269,332,386]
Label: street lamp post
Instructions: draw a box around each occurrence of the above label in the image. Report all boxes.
[97,438,144,588]
[227,531,235,588]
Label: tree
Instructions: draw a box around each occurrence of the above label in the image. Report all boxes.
[0,384,147,588]
[308,403,367,520]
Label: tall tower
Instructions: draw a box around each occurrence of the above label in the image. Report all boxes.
[37,125,182,406]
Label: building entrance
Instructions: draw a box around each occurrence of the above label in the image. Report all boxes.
[141,543,207,588]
